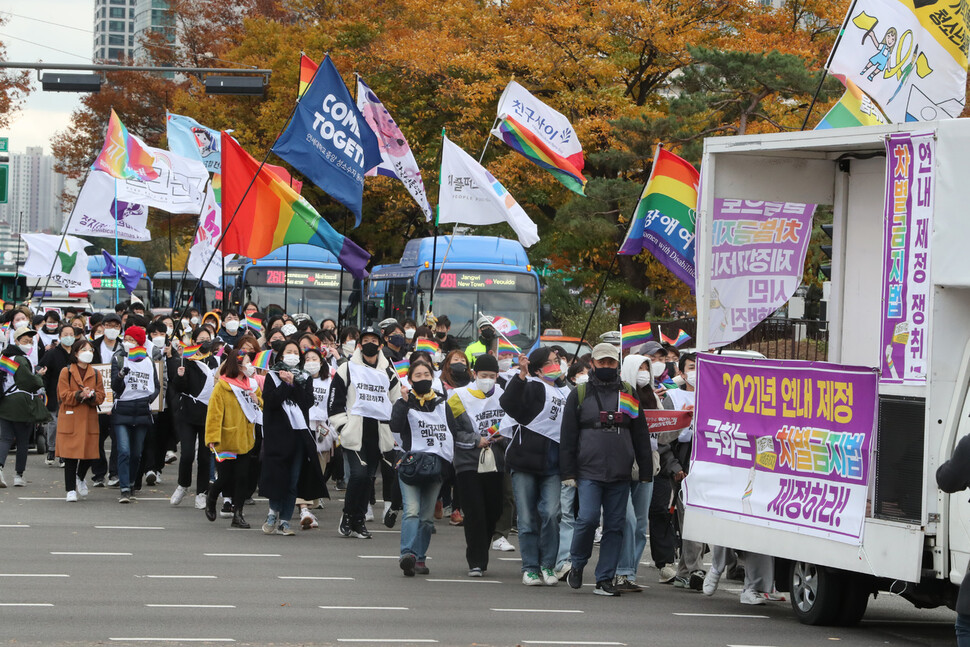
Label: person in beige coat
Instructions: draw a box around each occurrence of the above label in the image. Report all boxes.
[56,339,106,502]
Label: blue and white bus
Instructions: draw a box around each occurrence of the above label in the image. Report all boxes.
[87,255,151,313]
[366,236,543,351]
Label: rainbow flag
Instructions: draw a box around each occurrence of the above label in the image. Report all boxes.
[497,338,520,356]
[181,343,203,360]
[127,346,148,361]
[393,359,410,380]
[245,314,263,334]
[298,53,318,99]
[214,450,237,462]
[485,423,500,436]
[414,338,439,354]
[621,322,653,351]
[493,116,586,195]
[617,391,639,419]
[815,79,888,130]
[491,316,519,337]
[220,133,370,280]
[660,378,679,391]
[253,350,272,370]
[0,355,18,377]
[91,109,159,181]
[659,329,676,345]
[618,147,699,289]
[673,330,691,348]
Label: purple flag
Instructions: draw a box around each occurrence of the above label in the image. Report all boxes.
[101,250,142,294]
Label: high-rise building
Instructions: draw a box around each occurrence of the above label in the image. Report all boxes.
[133,0,176,64]
[0,147,67,235]
[93,0,138,62]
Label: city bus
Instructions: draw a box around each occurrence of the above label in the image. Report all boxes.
[87,255,151,313]
[236,244,362,325]
[151,272,210,314]
[366,236,543,351]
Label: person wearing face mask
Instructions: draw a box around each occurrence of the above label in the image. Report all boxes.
[464,316,498,364]
[440,350,471,392]
[38,311,61,349]
[560,343,653,597]
[37,324,76,466]
[259,342,324,536]
[433,315,460,353]
[110,326,160,503]
[566,357,591,389]
[446,354,510,576]
[218,312,244,346]
[0,325,50,488]
[328,326,402,540]
[7,308,43,370]
[337,326,360,364]
[295,348,335,530]
[56,339,106,501]
[437,350,471,524]
[138,321,171,487]
[170,327,220,509]
[500,347,571,587]
[90,314,124,488]
[382,324,409,363]
[390,360,454,577]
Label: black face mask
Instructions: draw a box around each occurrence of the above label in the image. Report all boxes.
[666,362,677,377]
[480,328,496,342]
[450,363,468,377]
[389,334,406,348]
[593,367,618,383]
[411,379,433,395]
[361,342,380,357]
[198,340,213,354]
[435,332,447,340]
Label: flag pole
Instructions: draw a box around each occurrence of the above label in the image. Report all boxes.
[572,251,618,363]
[13,211,22,304]
[428,127,446,319]
[167,212,175,308]
[171,176,212,334]
[479,117,499,164]
[800,69,829,131]
[336,212,348,326]
[36,167,93,309]
[113,178,120,304]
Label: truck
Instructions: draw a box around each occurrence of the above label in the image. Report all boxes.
[684,120,970,625]
[366,235,544,351]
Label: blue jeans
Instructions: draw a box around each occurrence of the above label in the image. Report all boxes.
[556,483,577,570]
[399,475,441,561]
[570,479,629,583]
[511,471,561,573]
[269,442,305,525]
[114,423,148,492]
[617,481,653,579]
[957,612,970,646]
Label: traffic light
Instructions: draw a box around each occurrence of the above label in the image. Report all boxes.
[819,223,833,279]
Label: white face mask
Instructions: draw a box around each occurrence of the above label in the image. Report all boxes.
[123,341,136,352]
[152,336,166,347]
[225,321,239,334]
[190,316,200,325]
[12,318,26,329]
[60,336,75,347]
[166,326,174,337]
[685,370,696,388]
[281,353,300,367]
[560,359,568,374]
[78,350,94,364]
[281,323,298,336]
[342,341,357,356]
[476,377,496,393]
[404,328,416,340]
[574,373,589,385]
[433,351,445,364]
[651,362,666,378]
[498,358,513,372]
[181,319,191,329]
[303,361,321,376]
[18,343,33,355]
[636,371,652,388]
[243,363,256,377]
[104,328,120,341]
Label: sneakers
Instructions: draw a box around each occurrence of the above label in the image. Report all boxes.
[522,571,543,586]
[434,500,444,519]
[0,467,6,488]
[350,518,372,539]
[491,536,515,552]
[383,507,398,529]
[263,512,279,535]
[275,522,295,536]
[414,561,429,575]
[541,567,558,586]
[594,580,621,597]
[194,493,206,510]
[45,452,55,466]
[164,450,178,465]
[659,564,678,583]
[219,500,233,518]
[554,561,572,581]
[66,490,78,502]
[92,477,105,488]
[300,508,318,530]
[365,504,374,522]
[337,513,352,538]
[118,490,131,504]
[703,569,721,596]
[593,526,602,544]
[13,475,25,487]
[614,575,643,593]
[107,476,120,487]
[740,589,766,605]
[449,509,464,526]
[170,485,187,505]
[145,471,157,486]
[672,575,690,588]
[689,569,706,591]
[335,479,347,491]
[400,553,416,577]
[468,567,484,578]
[76,479,89,498]
[567,567,583,590]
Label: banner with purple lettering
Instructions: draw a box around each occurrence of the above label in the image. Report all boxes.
[879,132,934,385]
[707,199,815,348]
[684,354,878,545]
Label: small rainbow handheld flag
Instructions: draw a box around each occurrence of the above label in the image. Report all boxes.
[621,322,653,351]
[181,343,203,360]
[127,346,148,361]
[673,330,691,348]
[491,316,520,337]
[0,355,19,377]
[485,423,501,436]
[659,329,676,345]
[497,338,521,356]
[414,338,439,354]
[214,450,237,462]
[617,391,639,419]
[394,359,410,380]
[245,314,263,334]
[253,350,272,370]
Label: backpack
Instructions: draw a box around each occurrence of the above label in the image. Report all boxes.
[575,381,637,413]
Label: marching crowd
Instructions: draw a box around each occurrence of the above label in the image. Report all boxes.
[0,300,777,601]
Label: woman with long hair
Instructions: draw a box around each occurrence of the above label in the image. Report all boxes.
[56,339,106,501]
[296,348,336,529]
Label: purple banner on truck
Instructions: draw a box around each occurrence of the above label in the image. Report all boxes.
[684,354,878,545]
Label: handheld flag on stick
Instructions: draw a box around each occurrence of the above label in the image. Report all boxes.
[127,346,148,361]
[0,356,19,377]
[673,330,691,348]
[497,337,520,356]
[253,350,272,370]
[490,316,519,337]
[414,338,439,354]
[617,391,639,419]
[394,359,410,380]
[245,315,263,335]
[620,322,653,351]
[213,450,237,462]
[659,329,676,346]
[181,344,203,360]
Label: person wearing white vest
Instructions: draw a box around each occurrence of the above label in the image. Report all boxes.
[328,326,402,540]
[390,360,454,577]
[296,348,336,529]
[109,326,160,504]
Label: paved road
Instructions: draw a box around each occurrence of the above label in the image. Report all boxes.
[0,453,958,647]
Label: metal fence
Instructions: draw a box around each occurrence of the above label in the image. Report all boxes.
[649,316,830,361]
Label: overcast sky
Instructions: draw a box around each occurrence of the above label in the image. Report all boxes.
[0,1,94,155]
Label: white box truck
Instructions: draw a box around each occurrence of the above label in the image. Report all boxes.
[685,120,970,625]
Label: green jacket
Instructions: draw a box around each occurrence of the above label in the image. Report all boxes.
[464,340,488,364]
[0,352,49,423]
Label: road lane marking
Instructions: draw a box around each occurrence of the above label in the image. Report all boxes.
[337,641,437,644]
[319,606,408,610]
[0,524,29,528]
[357,555,398,559]
[110,639,235,643]
[491,608,583,614]
[497,557,521,561]
[279,576,354,581]
[203,553,280,557]
[0,573,69,578]
[673,613,769,618]
[96,526,165,530]
[0,603,54,607]
[142,575,217,579]
[521,642,626,646]
[50,552,132,556]
[426,579,502,584]
[146,604,236,608]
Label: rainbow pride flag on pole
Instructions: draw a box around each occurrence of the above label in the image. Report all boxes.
[618,146,699,290]
[91,109,159,181]
[393,359,410,380]
[298,53,318,99]
[497,338,521,356]
[245,314,263,334]
[253,350,272,370]
[617,391,639,419]
[0,355,19,377]
[815,79,888,130]
[181,343,204,360]
[621,322,653,351]
[659,329,676,346]
[673,330,691,348]
[414,338,439,354]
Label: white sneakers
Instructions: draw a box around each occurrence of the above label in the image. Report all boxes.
[491,537,515,552]
[365,504,374,522]
[164,450,177,465]
[77,479,89,498]
[300,508,319,529]
[0,467,6,488]
[659,564,678,583]
[13,475,25,487]
[703,569,721,596]
[66,490,78,502]
[553,561,572,581]
[740,589,766,605]
[541,568,558,586]
[170,485,187,505]
[522,571,543,586]
[194,493,206,510]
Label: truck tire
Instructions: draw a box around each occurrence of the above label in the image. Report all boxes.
[790,561,843,625]
[835,573,871,626]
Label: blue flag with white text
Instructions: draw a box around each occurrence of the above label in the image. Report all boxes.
[101,250,142,294]
[166,113,222,173]
[271,56,382,227]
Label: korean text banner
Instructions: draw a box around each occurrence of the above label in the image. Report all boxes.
[707,199,815,348]
[68,170,151,242]
[684,354,878,545]
[880,132,934,384]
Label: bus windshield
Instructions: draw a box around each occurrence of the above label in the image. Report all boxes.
[89,277,151,311]
[244,267,356,320]
[416,270,539,349]
[152,279,201,310]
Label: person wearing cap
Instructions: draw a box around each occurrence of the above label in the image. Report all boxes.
[110,325,161,503]
[560,342,653,597]
[328,325,402,539]
[0,325,50,488]
[91,313,124,487]
[464,315,497,364]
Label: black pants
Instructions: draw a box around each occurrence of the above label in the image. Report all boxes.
[0,419,32,476]
[178,421,210,494]
[63,458,92,492]
[210,454,251,508]
[246,428,262,501]
[92,415,117,481]
[649,475,677,567]
[456,470,504,570]
[343,427,380,519]
[376,450,401,509]
[330,445,345,481]
[493,471,515,540]
[144,410,171,474]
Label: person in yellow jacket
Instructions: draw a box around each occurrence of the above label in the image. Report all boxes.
[464,315,498,364]
[204,349,263,529]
